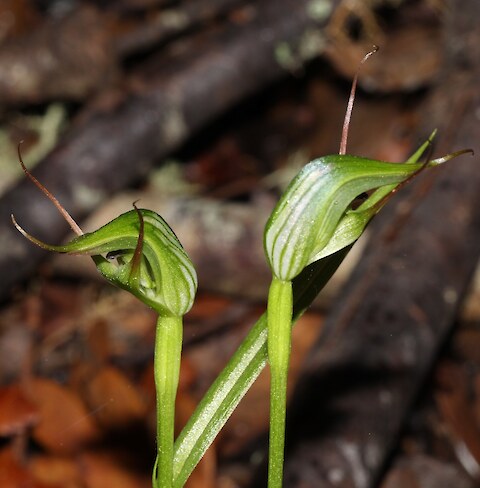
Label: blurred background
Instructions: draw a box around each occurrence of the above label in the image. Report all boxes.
[0,0,479,486]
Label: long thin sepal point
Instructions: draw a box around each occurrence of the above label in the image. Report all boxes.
[11,214,67,252]
[17,143,83,236]
[429,148,474,165]
[339,45,379,155]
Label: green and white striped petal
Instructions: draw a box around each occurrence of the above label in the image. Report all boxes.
[264,152,437,282]
[14,208,197,317]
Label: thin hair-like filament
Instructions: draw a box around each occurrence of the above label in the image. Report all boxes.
[17,144,83,236]
[339,45,379,155]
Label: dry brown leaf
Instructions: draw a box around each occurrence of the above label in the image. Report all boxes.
[0,447,34,488]
[30,454,82,488]
[83,366,147,430]
[80,450,150,488]
[0,384,39,436]
[85,319,111,364]
[29,377,99,454]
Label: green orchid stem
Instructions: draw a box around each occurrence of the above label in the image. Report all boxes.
[267,277,293,488]
[173,248,350,487]
[154,314,183,488]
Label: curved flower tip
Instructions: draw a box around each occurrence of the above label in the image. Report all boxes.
[11,214,70,252]
[429,148,474,166]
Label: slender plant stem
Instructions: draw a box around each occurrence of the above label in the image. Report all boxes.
[267,277,293,488]
[154,314,183,488]
[173,248,350,487]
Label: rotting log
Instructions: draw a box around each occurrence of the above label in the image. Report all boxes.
[116,0,250,57]
[0,0,250,104]
[0,0,340,301]
[271,1,480,487]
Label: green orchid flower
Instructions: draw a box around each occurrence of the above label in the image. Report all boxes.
[14,207,197,318]
[12,159,197,488]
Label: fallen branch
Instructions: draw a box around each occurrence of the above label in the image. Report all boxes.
[116,0,250,57]
[0,0,250,105]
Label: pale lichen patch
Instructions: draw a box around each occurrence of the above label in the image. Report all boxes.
[306,0,333,21]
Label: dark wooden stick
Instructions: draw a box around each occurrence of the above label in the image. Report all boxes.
[0,1,251,105]
[0,5,117,105]
[115,0,249,57]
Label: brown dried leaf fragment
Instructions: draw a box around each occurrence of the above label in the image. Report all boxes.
[30,454,82,488]
[83,366,147,430]
[0,447,34,487]
[29,377,99,455]
[80,450,151,488]
[0,384,39,437]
